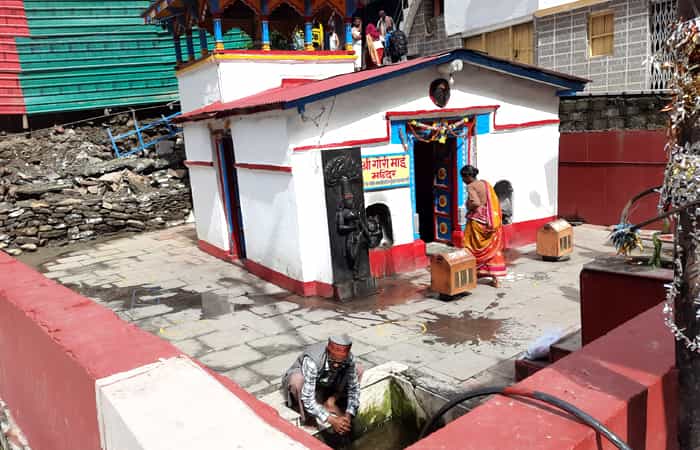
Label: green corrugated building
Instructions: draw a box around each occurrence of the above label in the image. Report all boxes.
[2,0,252,116]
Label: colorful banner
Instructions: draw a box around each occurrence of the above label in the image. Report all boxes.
[362,153,410,191]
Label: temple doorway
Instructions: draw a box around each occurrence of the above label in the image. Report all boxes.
[413,138,457,244]
[216,134,246,259]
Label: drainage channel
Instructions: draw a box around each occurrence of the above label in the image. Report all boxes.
[269,362,484,450]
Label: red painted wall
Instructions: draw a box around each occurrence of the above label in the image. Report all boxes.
[0,255,181,450]
[410,304,678,449]
[0,0,28,114]
[580,260,672,345]
[0,253,328,450]
[558,130,667,227]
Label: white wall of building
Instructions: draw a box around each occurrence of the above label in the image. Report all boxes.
[287,65,559,150]
[230,115,291,165]
[292,150,333,284]
[236,169,305,280]
[217,59,355,103]
[229,114,310,281]
[183,58,564,286]
[285,63,560,232]
[476,126,560,223]
[177,62,222,113]
[445,0,607,36]
[182,122,230,252]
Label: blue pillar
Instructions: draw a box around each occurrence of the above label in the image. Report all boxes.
[199,26,208,55]
[213,14,224,50]
[304,0,313,51]
[345,18,352,51]
[261,0,270,50]
[185,30,196,61]
[168,20,183,64]
[345,0,354,51]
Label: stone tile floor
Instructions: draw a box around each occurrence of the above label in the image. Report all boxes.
[21,224,614,400]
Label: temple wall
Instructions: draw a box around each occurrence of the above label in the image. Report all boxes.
[182,122,231,253]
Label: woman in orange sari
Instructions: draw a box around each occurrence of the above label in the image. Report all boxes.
[461,165,507,287]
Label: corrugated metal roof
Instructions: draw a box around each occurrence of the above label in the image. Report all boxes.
[178,49,589,122]
[6,0,253,116]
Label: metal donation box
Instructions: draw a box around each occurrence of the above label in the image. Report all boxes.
[536,219,574,260]
[430,249,477,296]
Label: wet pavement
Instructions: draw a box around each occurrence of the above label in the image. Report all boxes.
[22,223,615,400]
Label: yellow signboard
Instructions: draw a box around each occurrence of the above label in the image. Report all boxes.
[362,153,411,191]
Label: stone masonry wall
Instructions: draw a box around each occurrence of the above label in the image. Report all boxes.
[535,0,651,94]
[559,94,669,132]
[407,0,461,57]
[0,116,192,256]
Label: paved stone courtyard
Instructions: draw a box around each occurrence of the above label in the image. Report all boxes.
[22,224,613,401]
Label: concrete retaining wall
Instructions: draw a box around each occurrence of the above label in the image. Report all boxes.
[0,253,326,450]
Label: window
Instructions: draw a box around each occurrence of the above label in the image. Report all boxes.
[589,11,614,57]
[463,22,534,64]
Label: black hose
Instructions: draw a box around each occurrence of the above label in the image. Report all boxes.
[418,387,504,440]
[529,391,631,450]
[417,386,632,450]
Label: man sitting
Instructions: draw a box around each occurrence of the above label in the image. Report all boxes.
[283,335,363,435]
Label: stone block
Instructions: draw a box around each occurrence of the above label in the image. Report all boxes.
[430,349,500,381]
[247,333,316,355]
[351,323,417,347]
[296,319,363,342]
[198,327,266,350]
[221,366,266,389]
[199,345,264,371]
[249,351,299,380]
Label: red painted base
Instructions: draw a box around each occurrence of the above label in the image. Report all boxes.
[410,305,677,450]
[369,240,429,278]
[243,259,334,298]
[451,230,464,247]
[197,239,238,262]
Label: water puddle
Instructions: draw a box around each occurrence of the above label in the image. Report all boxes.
[63,283,233,320]
[422,312,507,346]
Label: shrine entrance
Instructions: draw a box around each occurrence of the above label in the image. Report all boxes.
[413,138,458,244]
[215,134,246,259]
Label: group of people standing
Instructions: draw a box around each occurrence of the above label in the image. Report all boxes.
[350,10,408,71]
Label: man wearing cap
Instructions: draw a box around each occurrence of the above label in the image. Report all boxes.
[283,335,363,435]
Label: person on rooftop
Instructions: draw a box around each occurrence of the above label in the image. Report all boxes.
[282,335,363,435]
[351,17,363,70]
[365,23,383,68]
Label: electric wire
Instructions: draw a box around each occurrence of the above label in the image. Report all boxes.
[417,386,632,450]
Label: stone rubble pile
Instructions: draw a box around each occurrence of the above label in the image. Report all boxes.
[0,114,192,255]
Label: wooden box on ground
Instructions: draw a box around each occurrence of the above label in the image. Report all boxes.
[536,219,573,259]
[430,249,477,296]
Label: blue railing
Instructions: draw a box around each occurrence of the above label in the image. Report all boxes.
[107,111,182,158]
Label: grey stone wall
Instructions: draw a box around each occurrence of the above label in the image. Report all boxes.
[559,94,669,131]
[0,120,192,256]
[536,0,651,93]
[407,0,461,57]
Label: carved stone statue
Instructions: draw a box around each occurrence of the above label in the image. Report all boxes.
[322,151,383,299]
[336,176,382,277]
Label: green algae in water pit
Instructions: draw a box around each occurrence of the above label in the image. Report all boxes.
[322,419,421,450]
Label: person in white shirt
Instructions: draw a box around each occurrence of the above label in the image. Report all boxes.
[351,17,363,70]
[328,24,340,51]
